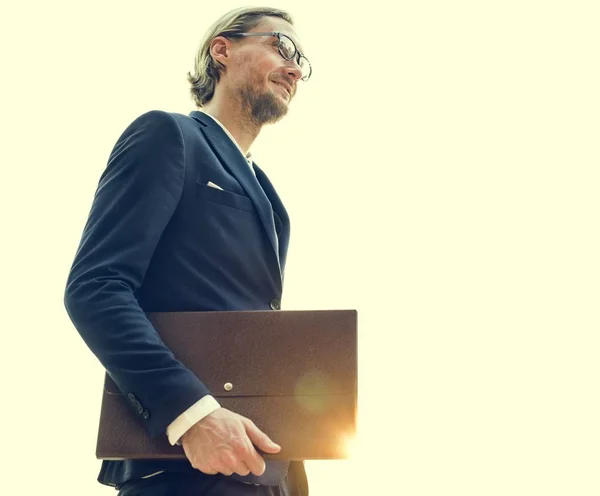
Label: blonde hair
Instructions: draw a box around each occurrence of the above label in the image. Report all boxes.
[187,6,294,107]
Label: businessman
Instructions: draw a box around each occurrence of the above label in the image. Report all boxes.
[64,6,312,495]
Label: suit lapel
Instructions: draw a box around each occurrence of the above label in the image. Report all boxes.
[189,111,282,274]
[254,164,290,272]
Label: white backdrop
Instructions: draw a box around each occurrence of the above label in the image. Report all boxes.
[1,1,599,494]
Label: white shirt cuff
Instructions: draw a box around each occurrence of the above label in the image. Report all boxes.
[166,395,221,446]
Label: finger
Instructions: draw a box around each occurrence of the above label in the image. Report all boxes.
[222,447,252,476]
[238,433,266,476]
[214,462,233,476]
[220,452,245,476]
[184,448,218,475]
[246,448,266,476]
[241,418,281,454]
[196,465,218,475]
[234,460,252,477]
[197,453,229,476]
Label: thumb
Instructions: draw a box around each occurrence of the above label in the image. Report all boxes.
[241,418,281,453]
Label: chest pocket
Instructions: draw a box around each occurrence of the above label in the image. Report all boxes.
[196,183,254,213]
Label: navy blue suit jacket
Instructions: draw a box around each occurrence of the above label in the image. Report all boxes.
[64,110,300,488]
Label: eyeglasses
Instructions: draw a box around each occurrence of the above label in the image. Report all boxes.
[225,31,312,82]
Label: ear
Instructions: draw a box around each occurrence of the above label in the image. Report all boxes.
[210,36,232,67]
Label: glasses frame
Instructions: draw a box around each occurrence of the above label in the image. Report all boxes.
[224,31,312,82]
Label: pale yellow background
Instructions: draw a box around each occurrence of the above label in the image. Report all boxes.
[1,1,599,495]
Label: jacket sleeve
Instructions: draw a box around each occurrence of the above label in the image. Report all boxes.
[64,110,210,438]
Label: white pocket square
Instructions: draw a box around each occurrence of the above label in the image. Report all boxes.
[207,181,224,191]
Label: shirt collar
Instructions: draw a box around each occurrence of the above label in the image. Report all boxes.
[199,110,254,170]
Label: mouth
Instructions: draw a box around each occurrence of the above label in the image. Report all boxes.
[273,81,292,98]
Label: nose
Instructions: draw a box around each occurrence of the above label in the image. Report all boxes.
[285,59,303,82]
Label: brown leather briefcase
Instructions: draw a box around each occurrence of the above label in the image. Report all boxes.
[96,309,357,461]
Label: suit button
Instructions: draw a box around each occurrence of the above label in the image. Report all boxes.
[269,299,281,310]
[142,410,150,420]
[127,393,136,402]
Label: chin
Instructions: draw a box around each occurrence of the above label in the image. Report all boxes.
[263,92,289,119]
[242,85,288,125]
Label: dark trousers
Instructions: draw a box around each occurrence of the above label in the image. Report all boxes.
[116,469,307,496]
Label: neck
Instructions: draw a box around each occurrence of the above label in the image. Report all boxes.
[202,89,261,156]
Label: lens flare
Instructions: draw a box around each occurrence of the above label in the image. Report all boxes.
[342,433,357,459]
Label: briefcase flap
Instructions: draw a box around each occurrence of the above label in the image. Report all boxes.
[104,310,357,400]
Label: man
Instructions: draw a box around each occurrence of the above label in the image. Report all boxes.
[64,6,312,495]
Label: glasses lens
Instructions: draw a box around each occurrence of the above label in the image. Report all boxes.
[299,56,312,81]
[278,35,296,60]
[278,34,311,81]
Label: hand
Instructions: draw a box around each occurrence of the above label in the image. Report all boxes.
[181,407,281,477]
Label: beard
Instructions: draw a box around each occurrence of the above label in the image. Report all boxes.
[238,80,289,126]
